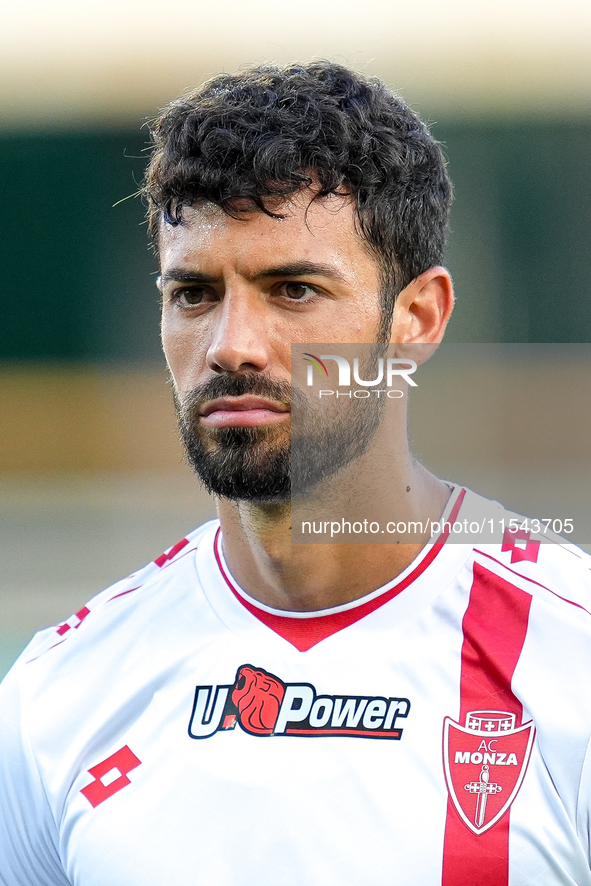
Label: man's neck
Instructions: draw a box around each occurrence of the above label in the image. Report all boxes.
[216,460,451,612]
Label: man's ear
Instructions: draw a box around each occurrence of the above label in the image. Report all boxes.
[390,266,454,342]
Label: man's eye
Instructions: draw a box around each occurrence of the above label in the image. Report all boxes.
[282,282,315,300]
[172,288,208,306]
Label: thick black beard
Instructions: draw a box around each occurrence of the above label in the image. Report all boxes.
[175,365,384,503]
[175,374,292,502]
[183,423,292,502]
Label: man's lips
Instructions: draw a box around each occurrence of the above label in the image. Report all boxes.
[199,396,290,428]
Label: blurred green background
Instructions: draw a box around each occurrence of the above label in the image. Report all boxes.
[2,0,591,676]
[3,121,591,359]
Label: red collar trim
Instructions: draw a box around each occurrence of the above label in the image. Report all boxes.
[214,489,465,652]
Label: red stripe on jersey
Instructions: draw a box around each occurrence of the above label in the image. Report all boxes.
[214,489,466,651]
[26,638,67,663]
[109,586,142,601]
[442,563,532,886]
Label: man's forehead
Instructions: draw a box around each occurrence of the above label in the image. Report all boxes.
[157,190,371,271]
[161,189,354,236]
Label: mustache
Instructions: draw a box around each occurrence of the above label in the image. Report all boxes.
[173,372,300,416]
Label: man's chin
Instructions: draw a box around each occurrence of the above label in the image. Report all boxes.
[193,469,292,503]
[182,437,291,503]
[224,488,292,506]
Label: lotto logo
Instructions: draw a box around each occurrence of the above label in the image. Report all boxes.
[154,537,190,568]
[188,664,410,740]
[501,527,540,564]
[56,606,91,636]
[80,746,142,808]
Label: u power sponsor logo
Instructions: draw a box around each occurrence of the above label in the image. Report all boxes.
[188,664,411,740]
[303,352,417,400]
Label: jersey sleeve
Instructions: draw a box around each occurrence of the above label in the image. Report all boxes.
[0,657,70,886]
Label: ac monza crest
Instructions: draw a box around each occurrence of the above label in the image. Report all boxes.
[443,711,535,835]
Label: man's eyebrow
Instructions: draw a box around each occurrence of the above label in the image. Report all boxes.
[257,262,347,283]
[159,270,217,287]
[160,263,348,287]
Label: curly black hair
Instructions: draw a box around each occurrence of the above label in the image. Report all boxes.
[144,62,452,330]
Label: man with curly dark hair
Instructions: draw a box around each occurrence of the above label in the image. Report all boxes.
[148,62,454,511]
[2,62,591,886]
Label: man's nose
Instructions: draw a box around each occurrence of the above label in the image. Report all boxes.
[206,289,270,373]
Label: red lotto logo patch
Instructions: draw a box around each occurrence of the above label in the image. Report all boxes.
[56,606,91,636]
[501,527,540,565]
[81,746,142,808]
[154,538,189,568]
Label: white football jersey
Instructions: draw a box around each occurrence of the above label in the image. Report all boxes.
[2,486,591,885]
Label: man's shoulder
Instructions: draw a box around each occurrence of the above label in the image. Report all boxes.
[7,518,220,683]
[462,487,591,617]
